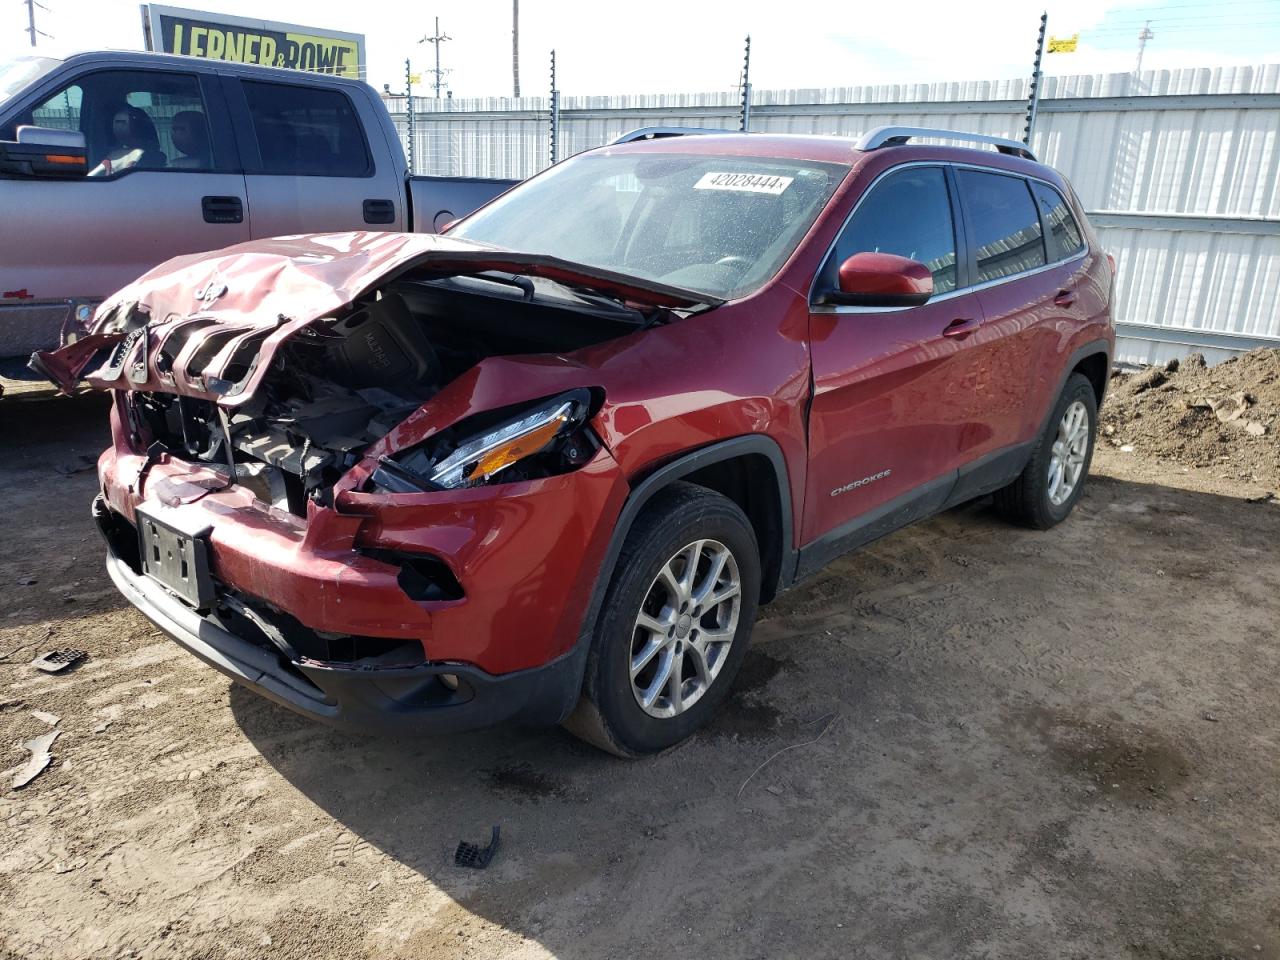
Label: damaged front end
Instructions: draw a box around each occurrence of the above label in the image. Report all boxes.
[38,232,712,515]
[51,231,714,733]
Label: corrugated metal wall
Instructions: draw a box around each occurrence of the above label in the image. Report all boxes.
[388,64,1280,364]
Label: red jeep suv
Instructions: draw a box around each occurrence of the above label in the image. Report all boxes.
[39,126,1113,756]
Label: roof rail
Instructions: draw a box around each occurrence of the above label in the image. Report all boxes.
[610,126,736,145]
[855,126,1037,162]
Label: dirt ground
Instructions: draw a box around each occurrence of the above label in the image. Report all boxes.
[1103,349,1280,490]
[2,376,1279,960]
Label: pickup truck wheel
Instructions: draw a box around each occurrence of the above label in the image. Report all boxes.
[994,372,1098,529]
[563,483,760,757]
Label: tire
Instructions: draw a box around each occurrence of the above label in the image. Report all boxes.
[563,483,761,757]
[994,372,1098,530]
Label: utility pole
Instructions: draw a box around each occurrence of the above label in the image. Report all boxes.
[1023,12,1047,146]
[420,17,452,99]
[1135,20,1154,75]
[512,0,520,98]
[549,49,560,165]
[26,0,52,47]
[738,35,752,132]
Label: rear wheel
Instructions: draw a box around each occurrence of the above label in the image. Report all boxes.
[564,483,760,757]
[994,372,1098,529]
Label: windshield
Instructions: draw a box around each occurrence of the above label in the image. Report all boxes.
[451,151,847,300]
[0,57,59,107]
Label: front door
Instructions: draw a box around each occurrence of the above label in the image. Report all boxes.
[0,68,249,359]
[801,165,985,568]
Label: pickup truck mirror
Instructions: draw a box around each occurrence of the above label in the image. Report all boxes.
[0,126,87,178]
[823,251,933,308]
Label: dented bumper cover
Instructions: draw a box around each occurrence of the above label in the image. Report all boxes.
[95,404,629,733]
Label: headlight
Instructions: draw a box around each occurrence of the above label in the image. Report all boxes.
[370,389,597,493]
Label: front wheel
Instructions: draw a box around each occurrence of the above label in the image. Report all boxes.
[564,483,761,757]
[994,372,1098,529]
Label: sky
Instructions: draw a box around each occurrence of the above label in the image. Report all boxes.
[3,0,1279,98]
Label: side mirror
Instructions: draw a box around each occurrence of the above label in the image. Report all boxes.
[822,251,934,307]
[0,126,87,178]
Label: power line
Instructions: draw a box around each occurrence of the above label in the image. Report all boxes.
[1081,12,1280,30]
[1100,0,1277,12]
[1083,20,1280,37]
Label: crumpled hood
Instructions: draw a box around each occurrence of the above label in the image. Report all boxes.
[31,230,719,402]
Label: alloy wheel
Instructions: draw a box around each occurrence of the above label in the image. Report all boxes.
[629,539,742,719]
[1048,399,1090,506]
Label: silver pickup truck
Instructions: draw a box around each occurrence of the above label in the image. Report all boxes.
[0,51,516,380]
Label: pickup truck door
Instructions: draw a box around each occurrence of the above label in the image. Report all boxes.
[0,67,249,361]
[800,165,986,575]
[222,76,406,237]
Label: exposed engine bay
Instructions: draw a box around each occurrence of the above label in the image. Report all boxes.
[124,275,655,516]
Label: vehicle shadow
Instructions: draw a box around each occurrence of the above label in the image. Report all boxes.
[231,473,1280,960]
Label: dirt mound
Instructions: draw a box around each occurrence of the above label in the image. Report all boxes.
[1102,348,1280,489]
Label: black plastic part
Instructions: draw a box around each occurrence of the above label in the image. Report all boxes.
[0,138,87,178]
[363,198,396,224]
[135,503,216,611]
[454,826,501,869]
[596,435,796,600]
[201,195,243,224]
[31,649,88,673]
[325,294,441,392]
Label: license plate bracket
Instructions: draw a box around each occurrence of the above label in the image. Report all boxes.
[136,504,215,610]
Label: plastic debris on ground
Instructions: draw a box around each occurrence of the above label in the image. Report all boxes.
[455,825,501,869]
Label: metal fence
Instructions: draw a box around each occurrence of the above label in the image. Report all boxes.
[386,63,1280,365]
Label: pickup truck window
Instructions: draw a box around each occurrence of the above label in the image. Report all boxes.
[241,81,370,177]
[831,166,958,295]
[5,70,220,176]
[451,153,846,301]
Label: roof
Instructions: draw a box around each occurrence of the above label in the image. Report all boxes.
[600,131,1057,178]
[47,49,373,91]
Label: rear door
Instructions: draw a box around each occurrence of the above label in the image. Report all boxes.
[952,167,1058,457]
[801,165,985,568]
[0,66,248,357]
[224,77,405,237]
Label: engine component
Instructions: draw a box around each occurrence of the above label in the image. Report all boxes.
[325,293,441,393]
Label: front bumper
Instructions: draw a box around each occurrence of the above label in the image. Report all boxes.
[97,497,587,734]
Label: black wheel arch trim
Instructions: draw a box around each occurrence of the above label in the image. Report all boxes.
[608,435,796,600]
[564,434,798,711]
[1043,338,1112,434]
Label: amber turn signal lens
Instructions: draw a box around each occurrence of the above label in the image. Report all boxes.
[465,415,568,481]
[45,154,85,165]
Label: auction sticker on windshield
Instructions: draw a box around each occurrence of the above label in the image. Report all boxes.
[694,172,794,195]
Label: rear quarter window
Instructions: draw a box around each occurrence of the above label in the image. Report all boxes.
[1031,181,1086,262]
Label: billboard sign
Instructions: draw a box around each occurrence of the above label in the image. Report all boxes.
[141,4,365,80]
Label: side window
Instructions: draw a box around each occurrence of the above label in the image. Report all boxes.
[833,167,957,295]
[10,71,217,177]
[241,81,371,177]
[29,84,83,134]
[957,170,1047,283]
[1031,182,1085,262]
